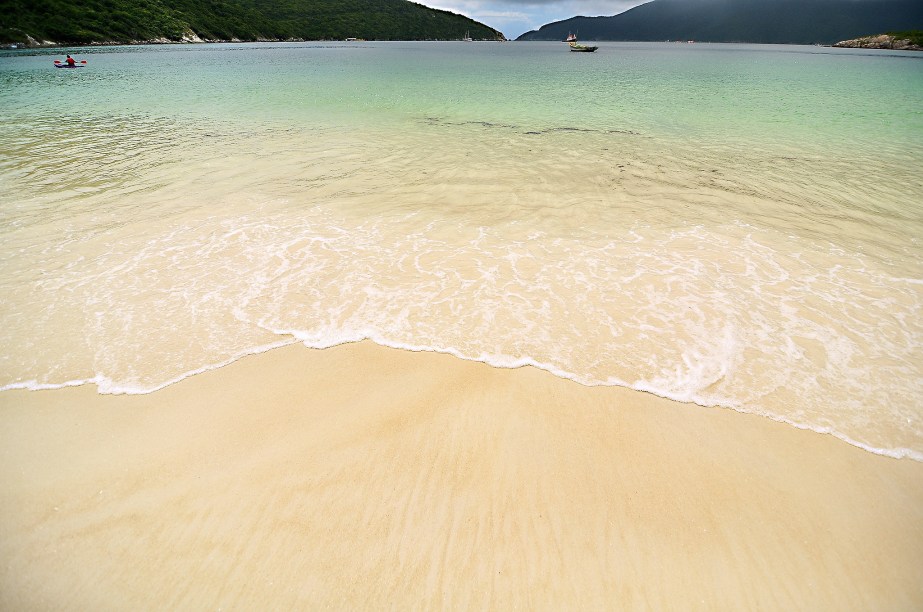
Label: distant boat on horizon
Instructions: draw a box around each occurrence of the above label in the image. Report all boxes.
[463,31,472,41]
[568,41,598,52]
[565,32,597,52]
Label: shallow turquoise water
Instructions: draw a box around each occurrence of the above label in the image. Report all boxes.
[6,42,922,144]
[1,42,922,458]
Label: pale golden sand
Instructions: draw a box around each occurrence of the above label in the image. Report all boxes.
[1,341,922,609]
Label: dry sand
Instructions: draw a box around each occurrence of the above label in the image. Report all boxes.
[1,341,922,610]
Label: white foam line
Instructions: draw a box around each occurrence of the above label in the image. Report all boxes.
[271,326,607,387]
[0,338,300,396]
[106,337,303,395]
[273,330,923,463]
[610,381,923,461]
[658,389,923,462]
[3,332,920,463]
[1,376,105,392]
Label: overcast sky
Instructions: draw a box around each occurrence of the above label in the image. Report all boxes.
[426,0,649,40]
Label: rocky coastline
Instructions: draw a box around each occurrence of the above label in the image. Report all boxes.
[3,30,308,49]
[833,33,922,51]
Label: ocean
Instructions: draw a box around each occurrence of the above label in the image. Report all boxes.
[1,41,921,459]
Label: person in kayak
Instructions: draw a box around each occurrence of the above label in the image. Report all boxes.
[65,54,76,67]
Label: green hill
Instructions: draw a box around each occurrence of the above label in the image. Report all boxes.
[516,0,923,45]
[0,0,504,45]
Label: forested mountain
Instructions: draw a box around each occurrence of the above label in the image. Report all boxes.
[516,0,923,44]
[1,0,504,45]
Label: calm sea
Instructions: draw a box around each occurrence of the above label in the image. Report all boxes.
[1,42,921,458]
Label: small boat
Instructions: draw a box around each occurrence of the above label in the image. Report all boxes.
[564,32,596,52]
[463,31,472,42]
[568,41,598,52]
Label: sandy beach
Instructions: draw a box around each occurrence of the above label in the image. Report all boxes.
[1,341,921,609]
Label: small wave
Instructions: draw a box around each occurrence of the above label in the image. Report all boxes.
[262,326,923,463]
[3,328,921,463]
[1,376,104,393]
[0,338,299,396]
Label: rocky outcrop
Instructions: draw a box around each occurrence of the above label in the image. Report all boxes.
[833,34,922,50]
[21,34,56,47]
[5,27,300,48]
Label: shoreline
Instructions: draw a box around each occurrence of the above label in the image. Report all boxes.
[4,337,921,463]
[1,37,505,50]
[2,341,922,608]
[7,40,921,51]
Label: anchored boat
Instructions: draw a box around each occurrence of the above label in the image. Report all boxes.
[564,33,597,52]
[568,41,598,52]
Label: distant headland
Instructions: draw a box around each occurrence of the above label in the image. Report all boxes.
[0,0,504,47]
[516,0,923,45]
[833,31,923,51]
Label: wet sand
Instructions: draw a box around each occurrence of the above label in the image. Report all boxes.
[1,341,922,609]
